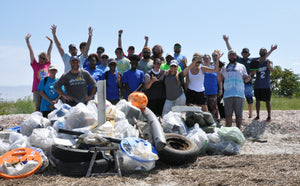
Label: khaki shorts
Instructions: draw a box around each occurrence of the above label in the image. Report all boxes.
[33,90,41,108]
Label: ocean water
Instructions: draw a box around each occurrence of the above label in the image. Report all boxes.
[0,85,32,101]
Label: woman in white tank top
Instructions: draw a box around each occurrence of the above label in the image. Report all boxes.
[184,54,221,111]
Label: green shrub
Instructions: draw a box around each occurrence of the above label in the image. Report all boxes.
[0,96,34,115]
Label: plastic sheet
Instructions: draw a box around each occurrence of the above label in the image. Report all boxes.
[8,133,30,150]
[0,139,10,156]
[207,140,241,155]
[20,112,51,136]
[28,127,57,154]
[64,103,97,130]
[117,137,158,171]
[47,100,71,121]
[217,126,246,146]
[162,111,188,136]
[115,99,142,125]
[186,124,208,152]
[114,119,139,139]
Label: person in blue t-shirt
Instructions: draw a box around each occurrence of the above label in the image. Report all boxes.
[173,43,187,70]
[84,54,103,95]
[223,35,277,118]
[203,53,223,122]
[101,58,122,105]
[97,53,110,72]
[37,64,62,118]
[122,54,145,99]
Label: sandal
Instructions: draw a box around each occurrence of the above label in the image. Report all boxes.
[254,116,260,120]
[266,117,272,122]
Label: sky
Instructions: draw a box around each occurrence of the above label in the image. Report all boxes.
[0,0,300,88]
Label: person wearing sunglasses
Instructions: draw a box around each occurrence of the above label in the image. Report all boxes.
[185,54,220,112]
[37,64,62,117]
[97,53,110,73]
[223,35,277,119]
[137,47,153,74]
[25,33,53,111]
[144,58,166,116]
[162,60,187,117]
[173,43,187,70]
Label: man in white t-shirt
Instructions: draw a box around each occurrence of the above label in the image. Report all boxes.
[218,50,252,128]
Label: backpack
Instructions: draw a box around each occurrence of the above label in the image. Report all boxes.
[44,77,48,86]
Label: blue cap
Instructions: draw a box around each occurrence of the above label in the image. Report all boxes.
[70,56,80,62]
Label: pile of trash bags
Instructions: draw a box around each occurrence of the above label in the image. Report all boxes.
[0,99,246,178]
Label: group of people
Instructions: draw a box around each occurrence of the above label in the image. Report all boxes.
[26,25,277,128]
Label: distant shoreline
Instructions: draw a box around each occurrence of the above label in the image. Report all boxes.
[0,85,32,101]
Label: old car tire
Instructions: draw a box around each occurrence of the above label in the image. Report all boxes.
[51,145,103,162]
[158,133,200,165]
[50,155,111,177]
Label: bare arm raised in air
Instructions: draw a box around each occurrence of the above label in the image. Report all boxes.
[25,34,35,64]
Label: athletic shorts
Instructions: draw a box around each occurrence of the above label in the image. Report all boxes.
[186,89,207,106]
[33,90,41,108]
[223,97,244,118]
[254,88,271,101]
[244,82,253,104]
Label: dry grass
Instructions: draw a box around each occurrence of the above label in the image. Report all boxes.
[1,154,299,185]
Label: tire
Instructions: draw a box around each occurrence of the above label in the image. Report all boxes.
[51,145,103,162]
[50,155,111,177]
[158,133,200,165]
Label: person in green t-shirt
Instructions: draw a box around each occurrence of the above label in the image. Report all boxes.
[160,52,182,72]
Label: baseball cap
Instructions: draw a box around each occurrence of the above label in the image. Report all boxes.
[69,44,77,50]
[70,56,80,62]
[166,52,174,58]
[170,60,178,66]
[228,50,236,55]
[108,58,117,65]
[101,53,109,58]
[242,48,249,53]
[48,64,58,71]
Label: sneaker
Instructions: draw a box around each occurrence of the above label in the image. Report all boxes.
[266,117,272,122]
[254,116,260,120]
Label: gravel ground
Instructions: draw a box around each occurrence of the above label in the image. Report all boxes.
[0,110,299,185]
